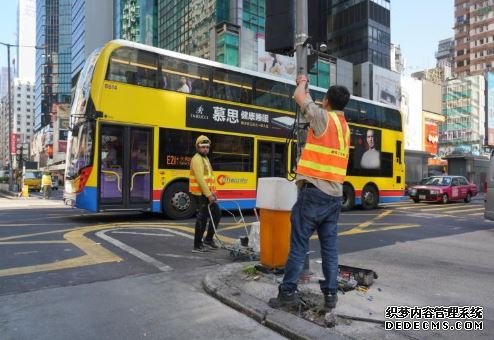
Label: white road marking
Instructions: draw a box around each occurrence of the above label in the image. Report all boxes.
[156,253,203,260]
[96,230,173,272]
[159,228,194,239]
[111,231,174,237]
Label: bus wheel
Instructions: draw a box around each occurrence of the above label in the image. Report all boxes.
[162,182,196,219]
[341,184,355,211]
[361,185,379,210]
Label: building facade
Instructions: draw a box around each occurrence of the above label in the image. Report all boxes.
[114,0,158,47]
[439,75,486,156]
[327,0,391,69]
[0,98,8,168]
[34,0,72,170]
[11,78,35,169]
[454,0,494,76]
[72,0,113,80]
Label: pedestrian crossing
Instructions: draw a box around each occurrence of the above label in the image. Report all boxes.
[0,197,65,209]
[381,200,485,217]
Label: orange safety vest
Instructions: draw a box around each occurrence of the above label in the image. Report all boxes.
[189,155,216,195]
[297,111,350,183]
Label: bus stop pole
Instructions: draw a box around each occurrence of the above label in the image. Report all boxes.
[295,0,309,160]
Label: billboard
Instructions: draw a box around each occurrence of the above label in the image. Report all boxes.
[424,120,439,155]
[257,37,297,80]
[372,65,401,107]
[401,76,423,151]
[487,72,494,146]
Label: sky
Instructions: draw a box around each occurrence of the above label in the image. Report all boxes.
[0,0,18,71]
[391,0,454,74]
[0,0,454,74]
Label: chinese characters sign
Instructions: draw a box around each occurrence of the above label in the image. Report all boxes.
[186,98,292,138]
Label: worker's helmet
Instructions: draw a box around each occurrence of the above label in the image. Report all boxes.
[195,135,211,147]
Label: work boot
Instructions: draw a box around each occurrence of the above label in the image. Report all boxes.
[324,293,338,310]
[203,239,219,249]
[268,287,300,309]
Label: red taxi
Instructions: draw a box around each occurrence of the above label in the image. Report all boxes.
[409,176,477,204]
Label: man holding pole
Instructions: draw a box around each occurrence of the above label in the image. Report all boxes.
[269,75,351,311]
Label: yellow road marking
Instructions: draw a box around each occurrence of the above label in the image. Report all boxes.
[339,224,420,235]
[0,223,231,278]
[357,210,392,228]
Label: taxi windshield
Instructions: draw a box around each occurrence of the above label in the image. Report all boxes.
[425,177,451,186]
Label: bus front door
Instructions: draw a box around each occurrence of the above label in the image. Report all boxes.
[99,124,153,211]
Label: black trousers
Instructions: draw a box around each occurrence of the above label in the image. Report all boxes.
[194,195,221,248]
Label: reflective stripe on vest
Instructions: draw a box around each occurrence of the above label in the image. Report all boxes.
[297,111,350,183]
[189,156,216,194]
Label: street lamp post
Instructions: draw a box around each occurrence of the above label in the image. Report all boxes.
[0,42,14,191]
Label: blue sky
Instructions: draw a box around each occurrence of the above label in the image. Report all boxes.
[391,0,454,74]
[0,0,454,74]
[0,0,18,71]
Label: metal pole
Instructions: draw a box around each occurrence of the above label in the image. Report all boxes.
[295,0,309,160]
[6,43,13,191]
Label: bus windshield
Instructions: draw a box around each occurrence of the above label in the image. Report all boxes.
[65,49,99,179]
[66,121,94,179]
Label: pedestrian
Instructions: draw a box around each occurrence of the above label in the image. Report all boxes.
[41,170,52,199]
[189,135,221,253]
[269,75,351,311]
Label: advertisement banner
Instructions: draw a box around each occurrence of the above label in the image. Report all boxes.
[257,37,297,80]
[186,97,293,138]
[10,133,17,154]
[487,72,494,146]
[373,66,401,107]
[424,121,439,155]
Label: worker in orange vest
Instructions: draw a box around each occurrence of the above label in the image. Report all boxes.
[189,135,221,253]
[270,75,350,311]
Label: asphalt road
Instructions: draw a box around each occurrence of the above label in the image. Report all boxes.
[0,194,492,339]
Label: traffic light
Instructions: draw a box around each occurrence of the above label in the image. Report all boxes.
[265,0,295,56]
[308,0,328,45]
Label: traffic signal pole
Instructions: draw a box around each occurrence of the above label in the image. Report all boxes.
[294,0,309,160]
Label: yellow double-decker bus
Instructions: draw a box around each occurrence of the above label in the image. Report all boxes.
[64,40,404,219]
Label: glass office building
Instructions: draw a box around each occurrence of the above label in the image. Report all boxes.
[114,0,158,47]
[327,0,391,69]
[35,0,72,131]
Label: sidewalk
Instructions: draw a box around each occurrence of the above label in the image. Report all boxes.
[203,260,408,340]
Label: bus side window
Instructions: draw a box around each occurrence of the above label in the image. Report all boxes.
[107,47,158,88]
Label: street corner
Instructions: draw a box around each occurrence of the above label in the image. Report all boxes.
[202,262,353,339]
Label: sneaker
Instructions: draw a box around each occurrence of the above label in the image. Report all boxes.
[324,293,338,310]
[203,239,219,249]
[268,288,300,308]
[192,246,209,253]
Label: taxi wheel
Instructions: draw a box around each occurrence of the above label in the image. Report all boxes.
[361,185,378,210]
[464,192,472,203]
[441,194,449,204]
[162,182,196,219]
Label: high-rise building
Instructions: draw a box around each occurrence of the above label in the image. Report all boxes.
[11,78,35,169]
[17,0,36,80]
[0,67,10,98]
[157,0,254,65]
[71,0,113,81]
[454,0,494,76]
[0,97,8,168]
[327,0,391,69]
[114,0,158,47]
[436,38,454,67]
[439,75,485,156]
[35,0,72,132]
